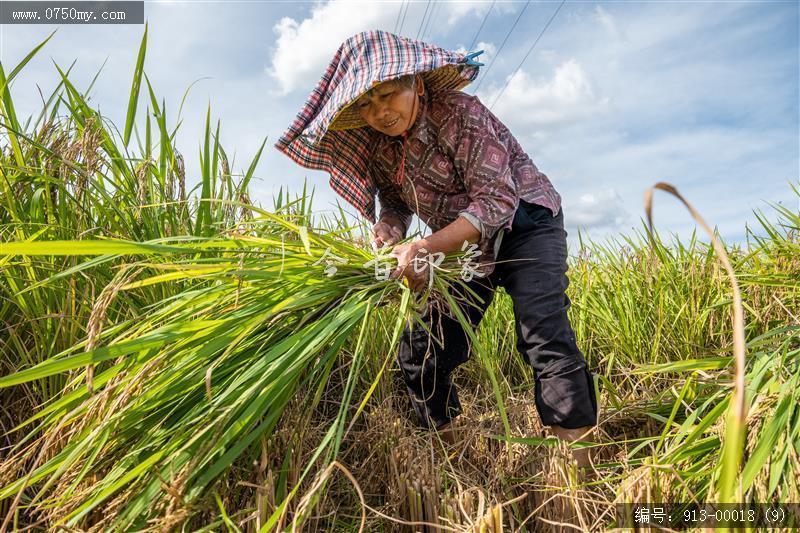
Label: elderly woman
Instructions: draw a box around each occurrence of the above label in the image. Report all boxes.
[276,30,597,464]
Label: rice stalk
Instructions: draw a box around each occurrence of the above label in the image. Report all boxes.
[645,182,747,502]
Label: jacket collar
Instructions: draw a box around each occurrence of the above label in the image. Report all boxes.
[405,89,431,144]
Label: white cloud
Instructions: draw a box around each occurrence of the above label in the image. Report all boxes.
[594,5,626,42]
[268,1,391,95]
[485,60,609,127]
[536,49,559,64]
[454,40,496,59]
[564,189,629,230]
[439,0,495,27]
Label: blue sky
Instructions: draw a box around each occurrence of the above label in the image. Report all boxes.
[1,0,797,251]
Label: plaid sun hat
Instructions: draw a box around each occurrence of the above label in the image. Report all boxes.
[274,30,483,222]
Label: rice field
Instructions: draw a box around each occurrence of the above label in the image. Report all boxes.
[1,32,798,532]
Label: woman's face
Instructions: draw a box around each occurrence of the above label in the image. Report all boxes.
[356,76,424,137]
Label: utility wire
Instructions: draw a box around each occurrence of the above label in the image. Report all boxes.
[393,0,405,33]
[488,0,566,110]
[471,0,531,95]
[421,0,439,41]
[467,0,496,52]
[398,0,411,35]
[416,0,433,40]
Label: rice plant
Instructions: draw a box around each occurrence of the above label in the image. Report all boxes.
[1,30,799,531]
[0,28,261,427]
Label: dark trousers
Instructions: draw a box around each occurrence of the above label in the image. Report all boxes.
[398,200,598,430]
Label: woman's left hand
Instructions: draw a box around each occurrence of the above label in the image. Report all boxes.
[390,240,430,292]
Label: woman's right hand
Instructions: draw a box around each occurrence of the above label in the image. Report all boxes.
[370,219,404,249]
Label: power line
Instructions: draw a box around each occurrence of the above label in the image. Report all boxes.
[467,0,496,52]
[420,1,434,40]
[416,0,433,40]
[398,0,411,35]
[471,0,531,95]
[488,0,566,111]
[421,0,439,41]
[393,0,405,33]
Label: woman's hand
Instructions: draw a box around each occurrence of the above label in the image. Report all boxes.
[389,240,429,292]
[387,215,483,292]
[370,219,404,250]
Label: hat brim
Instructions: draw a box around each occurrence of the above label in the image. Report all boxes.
[328,64,475,132]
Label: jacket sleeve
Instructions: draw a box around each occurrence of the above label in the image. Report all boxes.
[451,100,518,241]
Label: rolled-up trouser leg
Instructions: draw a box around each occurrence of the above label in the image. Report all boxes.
[499,201,598,429]
[397,277,496,429]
